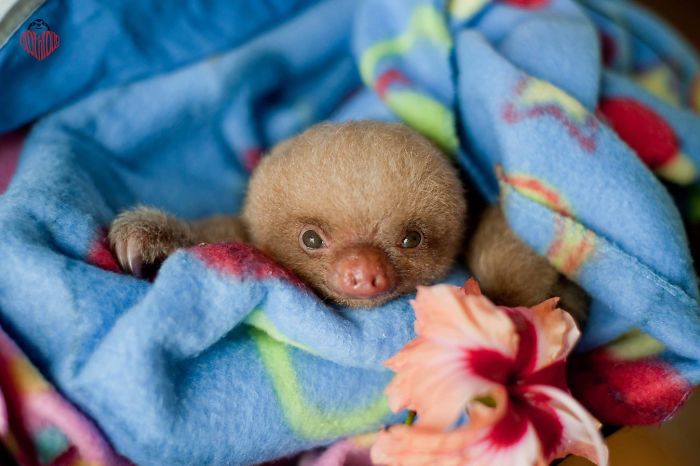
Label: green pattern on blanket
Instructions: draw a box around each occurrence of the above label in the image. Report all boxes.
[251,328,390,439]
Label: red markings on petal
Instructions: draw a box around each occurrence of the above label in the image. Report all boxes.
[191,242,306,287]
[488,399,530,448]
[487,392,565,458]
[507,309,539,376]
[520,397,564,458]
[86,229,122,273]
[380,280,604,464]
[569,349,693,425]
[598,97,679,168]
[523,360,569,392]
[465,349,514,384]
[468,306,569,457]
[375,69,411,99]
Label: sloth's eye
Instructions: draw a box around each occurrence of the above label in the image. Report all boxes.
[401,230,422,249]
[300,229,324,250]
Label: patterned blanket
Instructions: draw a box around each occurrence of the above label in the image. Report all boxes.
[0,0,699,464]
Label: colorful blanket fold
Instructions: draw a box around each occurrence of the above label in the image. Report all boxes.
[353,0,700,423]
[0,323,130,466]
[0,2,460,464]
[0,0,699,465]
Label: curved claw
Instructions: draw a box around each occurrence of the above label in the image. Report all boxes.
[115,238,128,273]
[126,237,144,278]
[108,206,193,279]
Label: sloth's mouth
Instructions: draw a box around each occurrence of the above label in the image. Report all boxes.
[328,289,400,309]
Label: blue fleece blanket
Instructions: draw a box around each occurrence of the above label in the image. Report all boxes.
[0,0,699,464]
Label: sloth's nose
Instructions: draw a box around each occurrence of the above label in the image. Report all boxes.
[329,246,395,300]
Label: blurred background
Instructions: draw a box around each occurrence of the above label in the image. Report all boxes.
[638,0,700,45]
[562,4,700,465]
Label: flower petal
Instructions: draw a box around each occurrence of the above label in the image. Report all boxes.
[372,393,547,466]
[522,360,569,392]
[464,348,514,384]
[528,385,609,465]
[380,384,605,466]
[468,424,547,466]
[372,424,474,466]
[384,287,519,428]
[463,278,482,296]
[517,298,580,373]
[412,285,518,357]
[371,398,503,466]
[513,391,564,458]
[384,337,503,428]
[462,393,550,466]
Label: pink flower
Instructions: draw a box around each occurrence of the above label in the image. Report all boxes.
[371,280,608,466]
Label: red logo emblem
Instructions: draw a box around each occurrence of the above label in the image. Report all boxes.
[20,19,60,60]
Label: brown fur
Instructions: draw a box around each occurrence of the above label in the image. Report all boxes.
[109,121,587,320]
[466,205,588,324]
[241,122,466,306]
[110,206,194,276]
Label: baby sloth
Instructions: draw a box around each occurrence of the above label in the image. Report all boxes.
[110,122,465,307]
[109,121,586,318]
